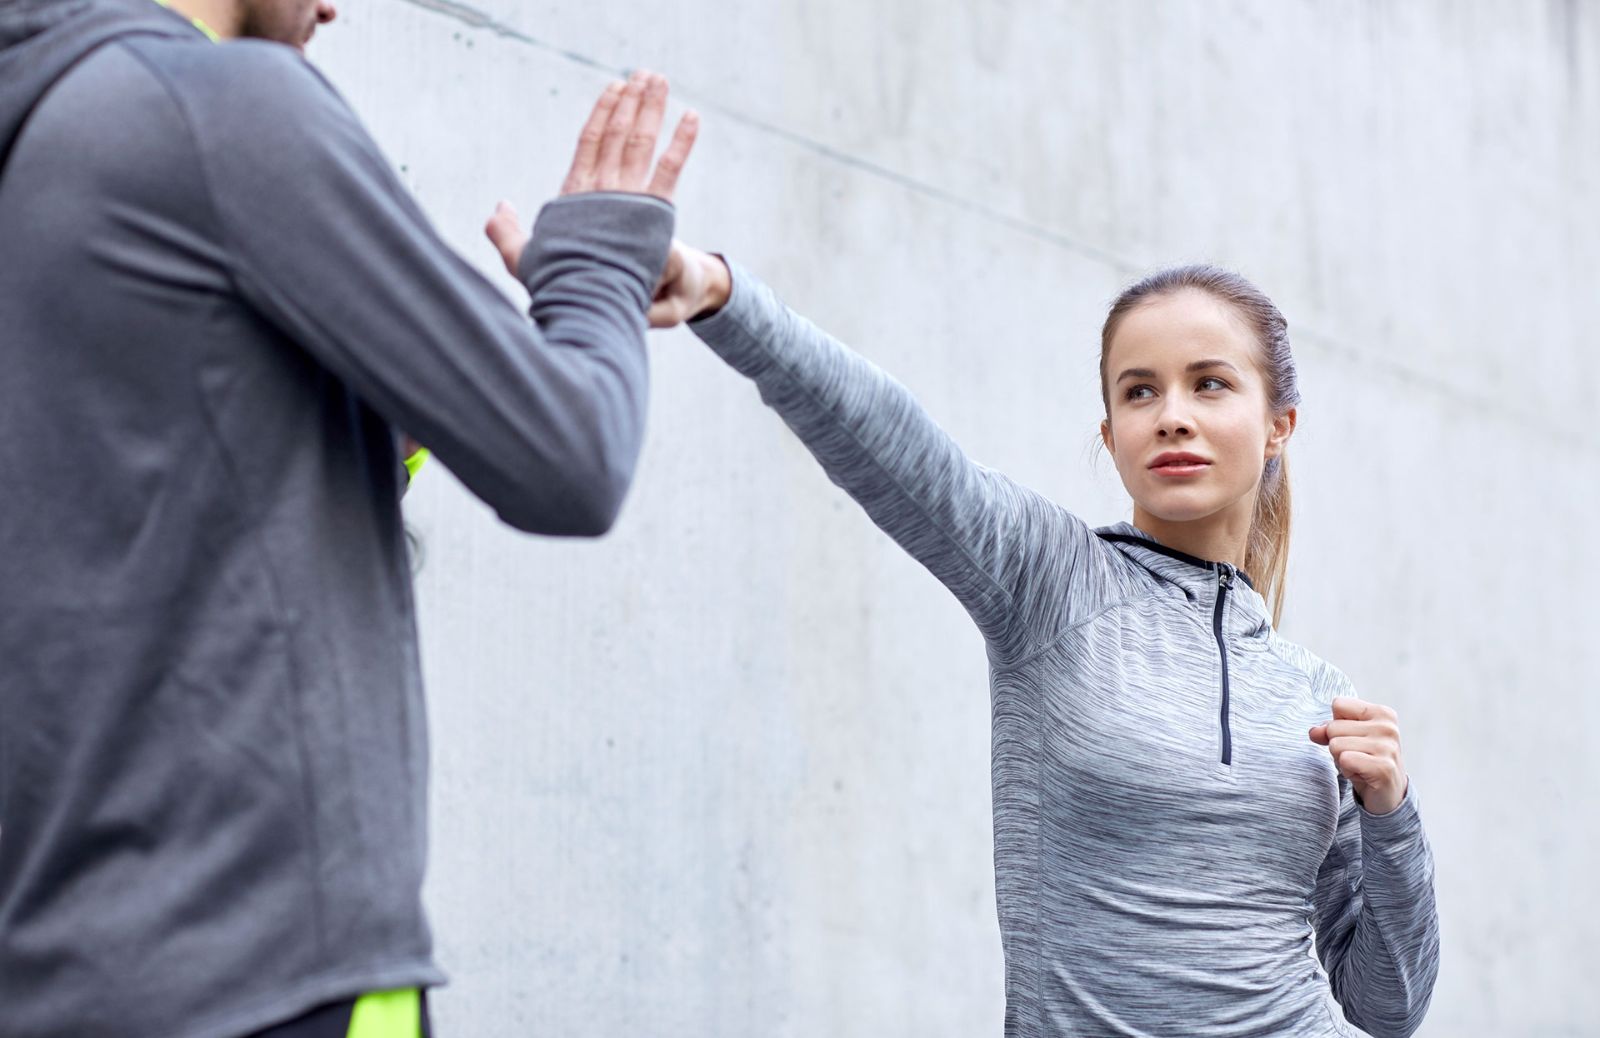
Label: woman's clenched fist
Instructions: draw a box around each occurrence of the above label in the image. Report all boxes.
[1310,697,1409,816]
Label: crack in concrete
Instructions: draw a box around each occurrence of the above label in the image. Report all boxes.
[392,0,1596,454]
[393,0,1134,271]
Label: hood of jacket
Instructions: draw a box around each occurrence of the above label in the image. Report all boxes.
[1095,521,1274,639]
[0,0,192,179]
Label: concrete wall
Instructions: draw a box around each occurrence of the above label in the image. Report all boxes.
[312,2,1599,1034]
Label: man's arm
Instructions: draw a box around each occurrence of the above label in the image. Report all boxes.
[177,52,694,533]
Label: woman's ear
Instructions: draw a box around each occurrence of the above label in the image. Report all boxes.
[1100,418,1114,455]
[1265,407,1297,460]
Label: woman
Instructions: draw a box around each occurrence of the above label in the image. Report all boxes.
[467,82,1442,1024]
[635,234,1442,1037]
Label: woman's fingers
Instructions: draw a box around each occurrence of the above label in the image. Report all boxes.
[647,110,700,202]
[1322,718,1400,742]
[561,81,624,196]
[647,298,687,328]
[1332,697,1396,723]
[647,241,694,327]
[1327,736,1391,759]
[1332,749,1386,782]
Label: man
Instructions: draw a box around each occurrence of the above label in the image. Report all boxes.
[0,1,696,1035]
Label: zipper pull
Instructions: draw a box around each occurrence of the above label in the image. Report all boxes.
[1218,568,1233,591]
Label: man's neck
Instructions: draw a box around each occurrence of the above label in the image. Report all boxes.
[161,0,239,39]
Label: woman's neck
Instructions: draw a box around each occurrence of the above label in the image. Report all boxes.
[1130,497,1254,572]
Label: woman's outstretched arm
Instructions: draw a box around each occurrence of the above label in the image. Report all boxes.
[652,244,1110,652]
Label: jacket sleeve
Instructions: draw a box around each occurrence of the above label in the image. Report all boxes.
[1312,780,1441,1038]
[687,260,1108,651]
[183,44,672,535]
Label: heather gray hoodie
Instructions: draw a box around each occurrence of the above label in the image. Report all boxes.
[0,3,673,1036]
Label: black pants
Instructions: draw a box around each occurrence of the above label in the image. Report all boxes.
[246,991,433,1038]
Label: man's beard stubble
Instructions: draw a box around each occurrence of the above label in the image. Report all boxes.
[236,0,317,49]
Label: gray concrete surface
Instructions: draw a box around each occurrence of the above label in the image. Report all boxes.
[311,2,1598,1034]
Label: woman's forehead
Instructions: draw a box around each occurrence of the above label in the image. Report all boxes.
[1108,290,1258,369]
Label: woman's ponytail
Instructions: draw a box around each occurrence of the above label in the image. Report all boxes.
[1246,454,1291,628]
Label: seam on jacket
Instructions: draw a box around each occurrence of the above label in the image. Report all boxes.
[116,37,332,958]
[757,306,1017,620]
[1264,637,1332,694]
[989,586,1158,675]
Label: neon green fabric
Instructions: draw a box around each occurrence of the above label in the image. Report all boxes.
[403,447,430,482]
[149,0,221,41]
[346,989,422,1038]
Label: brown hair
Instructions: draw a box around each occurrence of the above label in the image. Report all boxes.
[1098,265,1300,627]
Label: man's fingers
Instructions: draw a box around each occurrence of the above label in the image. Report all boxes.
[621,73,668,186]
[596,72,647,191]
[563,81,624,195]
[484,201,529,279]
[647,110,699,201]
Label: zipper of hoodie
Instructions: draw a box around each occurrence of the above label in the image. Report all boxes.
[1213,566,1234,765]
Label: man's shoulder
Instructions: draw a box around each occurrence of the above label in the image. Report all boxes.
[116,34,334,118]
[107,34,365,180]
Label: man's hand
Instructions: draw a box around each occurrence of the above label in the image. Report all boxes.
[648,240,731,328]
[486,70,699,280]
[1310,697,1409,815]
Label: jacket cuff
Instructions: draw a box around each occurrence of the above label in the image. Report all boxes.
[1358,779,1427,850]
[519,192,675,300]
[686,258,779,375]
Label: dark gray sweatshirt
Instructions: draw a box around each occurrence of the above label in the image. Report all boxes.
[0,3,672,1036]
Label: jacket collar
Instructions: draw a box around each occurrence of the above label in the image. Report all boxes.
[1094,522,1271,636]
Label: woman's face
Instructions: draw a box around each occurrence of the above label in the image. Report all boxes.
[1100,290,1294,528]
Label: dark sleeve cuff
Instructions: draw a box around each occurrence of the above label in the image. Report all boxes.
[518,192,675,300]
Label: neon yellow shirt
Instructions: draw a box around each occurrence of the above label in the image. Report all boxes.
[148,0,220,42]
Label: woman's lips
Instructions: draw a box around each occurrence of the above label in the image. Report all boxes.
[1148,453,1212,477]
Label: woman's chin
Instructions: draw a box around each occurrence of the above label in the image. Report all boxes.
[1134,491,1232,525]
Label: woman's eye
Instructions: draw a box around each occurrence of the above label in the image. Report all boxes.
[1197,376,1229,392]
[1124,385,1155,401]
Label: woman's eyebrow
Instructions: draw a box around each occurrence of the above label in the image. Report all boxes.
[1187,359,1240,374]
[1116,359,1240,383]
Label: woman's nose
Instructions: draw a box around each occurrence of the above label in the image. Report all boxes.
[317,2,338,24]
[1155,401,1193,438]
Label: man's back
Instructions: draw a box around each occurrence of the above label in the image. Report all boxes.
[0,7,674,1036]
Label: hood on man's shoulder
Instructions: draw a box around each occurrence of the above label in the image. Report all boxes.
[0,0,193,177]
